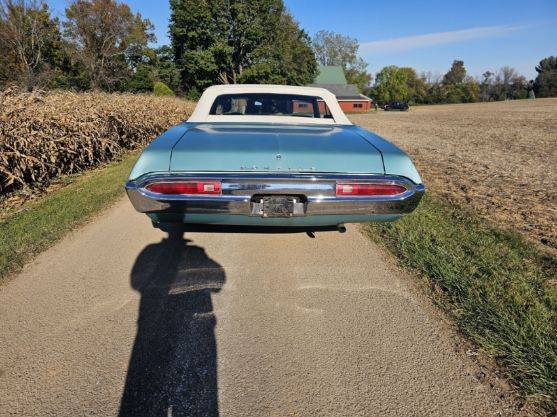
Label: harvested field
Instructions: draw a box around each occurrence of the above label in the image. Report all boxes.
[350,99,557,250]
[0,89,195,199]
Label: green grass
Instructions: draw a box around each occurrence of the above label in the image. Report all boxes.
[366,194,557,414]
[0,152,139,282]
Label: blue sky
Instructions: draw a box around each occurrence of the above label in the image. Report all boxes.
[46,0,556,80]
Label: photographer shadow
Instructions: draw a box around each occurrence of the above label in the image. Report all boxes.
[119,231,225,417]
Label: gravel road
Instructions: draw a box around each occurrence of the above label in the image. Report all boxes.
[1,199,516,416]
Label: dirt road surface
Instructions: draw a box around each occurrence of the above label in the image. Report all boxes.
[1,200,516,416]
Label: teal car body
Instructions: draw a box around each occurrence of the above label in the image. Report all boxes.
[125,85,424,232]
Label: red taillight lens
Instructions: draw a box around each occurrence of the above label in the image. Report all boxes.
[336,182,407,196]
[145,181,221,195]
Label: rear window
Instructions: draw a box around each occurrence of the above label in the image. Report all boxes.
[209,93,332,119]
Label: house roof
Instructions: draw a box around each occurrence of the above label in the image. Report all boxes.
[308,83,372,101]
[314,66,347,84]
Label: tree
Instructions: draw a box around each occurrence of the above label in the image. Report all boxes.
[125,61,154,92]
[398,67,426,104]
[169,0,225,97]
[153,45,181,93]
[63,0,155,91]
[499,66,518,87]
[534,56,557,98]
[442,60,466,85]
[238,12,317,86]
[312,30,359,67]
[169,0,316,97]
[153,81,175,96]
[480,66,526,101]
[124,46,183,94]
[312,30,371,92]
[480,71,494,101]
[495,66,525,100]
[510,75,528,99]
[0,0,66,90]
[371,66,430,104]
[345,59,372,93]
[373,66,408,104]
[460,77,479,102]
[431,77,477,104]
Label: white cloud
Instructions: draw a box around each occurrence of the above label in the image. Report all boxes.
[360,24,531,54]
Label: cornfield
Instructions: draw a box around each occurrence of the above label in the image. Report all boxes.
[0,89,195,197]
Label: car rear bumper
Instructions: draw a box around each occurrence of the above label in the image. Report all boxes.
[125,173,424,218]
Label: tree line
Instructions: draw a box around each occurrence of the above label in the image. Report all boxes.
[368,58,557,105]
[306,29,557,104]
[0,0,318,97]
[1,0,555,103]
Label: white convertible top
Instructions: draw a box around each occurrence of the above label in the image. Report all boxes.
[187,84,352,125]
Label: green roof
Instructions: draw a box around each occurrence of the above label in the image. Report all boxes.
[314,65,347,84]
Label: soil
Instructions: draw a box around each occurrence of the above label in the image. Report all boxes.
[350,98,557,250]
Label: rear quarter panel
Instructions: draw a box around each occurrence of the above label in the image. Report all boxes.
[128,123,192,180]
[354,127,422,184]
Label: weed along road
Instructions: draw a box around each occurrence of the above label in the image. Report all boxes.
[1,199,515,417]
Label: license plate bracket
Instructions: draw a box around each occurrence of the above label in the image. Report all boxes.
[251,196,305,217]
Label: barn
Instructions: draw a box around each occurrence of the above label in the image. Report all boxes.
[309,66,372,113]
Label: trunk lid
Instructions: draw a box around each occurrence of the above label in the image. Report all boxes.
[170,123,384,173]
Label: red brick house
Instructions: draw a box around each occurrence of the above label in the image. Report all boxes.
[309,66,372,113]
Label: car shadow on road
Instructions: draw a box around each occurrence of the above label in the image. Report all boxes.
[119,231,225,417]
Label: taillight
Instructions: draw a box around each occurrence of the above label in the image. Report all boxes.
[336,182,407,196]
[145,181,221,195]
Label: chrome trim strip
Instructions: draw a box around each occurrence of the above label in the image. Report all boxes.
[125,172,425,216]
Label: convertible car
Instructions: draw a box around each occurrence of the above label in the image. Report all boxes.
[125,84,424,233]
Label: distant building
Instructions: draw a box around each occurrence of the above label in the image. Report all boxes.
[309,65,372,113]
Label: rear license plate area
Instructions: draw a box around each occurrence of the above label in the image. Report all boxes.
[251,195,305,217]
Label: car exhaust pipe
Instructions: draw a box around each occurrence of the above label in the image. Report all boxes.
[337,225,347,233]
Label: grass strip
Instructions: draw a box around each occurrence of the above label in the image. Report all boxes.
[0,152,139,282]
[366,194,557,414]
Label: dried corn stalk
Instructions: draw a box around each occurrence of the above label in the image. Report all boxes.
[0,88,195,197]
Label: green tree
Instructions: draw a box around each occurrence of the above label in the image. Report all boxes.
[443,79,478,103]
[153,81,175,96]
[510,75,528,99]
[311,30,371,92]
[398,67,426,104]
[170,0,314,97]
[63,0,155,91]
[461,79,479,102]
[153,45,181,93]
[169,0,224,97]
[373,65,408,104]
[125,61,154,92]
[373,66,429,105]
[237,12,316,86]
[0,0,66,90]
[534,56,557,97]
[443,60,466,85]
[345,60,372,93]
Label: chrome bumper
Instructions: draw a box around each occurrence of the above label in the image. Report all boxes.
[125,173,425,217]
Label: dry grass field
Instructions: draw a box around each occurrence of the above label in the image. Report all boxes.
[350,99,557,251]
